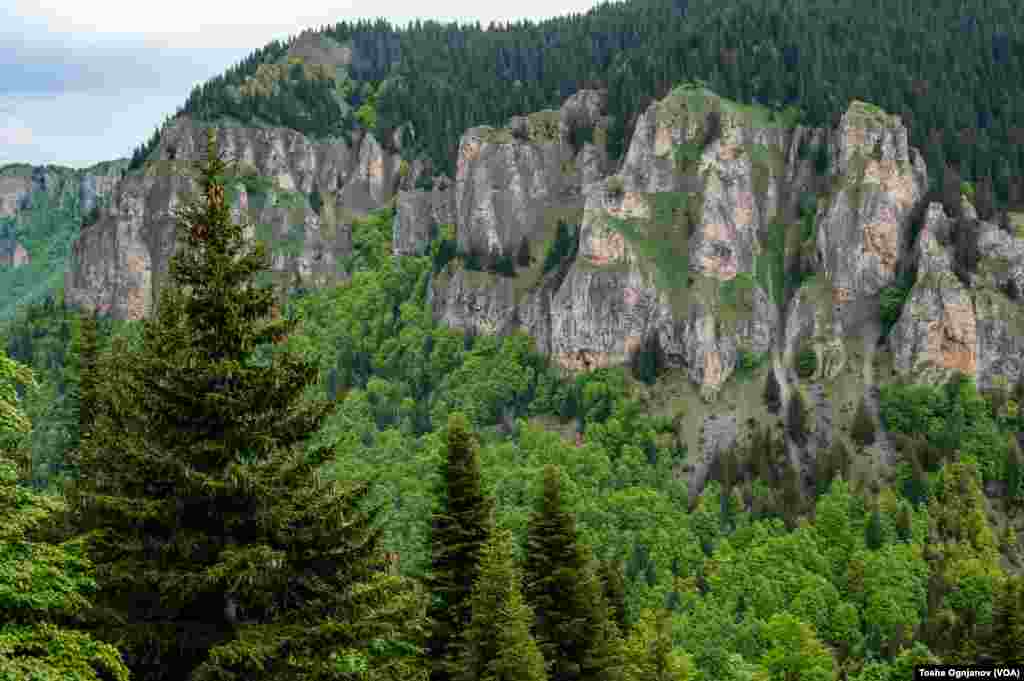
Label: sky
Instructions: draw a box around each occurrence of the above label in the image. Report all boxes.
[0,0,605,170]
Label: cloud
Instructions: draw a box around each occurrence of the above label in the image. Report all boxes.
[0,115,33,146]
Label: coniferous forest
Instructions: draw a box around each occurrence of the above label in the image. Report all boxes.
[3,0,1024,678]
[127,0,1024,213]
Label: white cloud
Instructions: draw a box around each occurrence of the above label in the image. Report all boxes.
[2,0,610,167]
[0,116,33,146]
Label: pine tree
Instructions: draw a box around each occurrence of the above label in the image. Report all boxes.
[523,464,624,681]
[76,310,100,446]
[620,608,694,681]
[598,558,629,635]
[63,128,429,681]
[426,413,495,681]
[850,398,876,448]
[865,506,885,550]
[984,574,1024,663]
[453,526,548,681]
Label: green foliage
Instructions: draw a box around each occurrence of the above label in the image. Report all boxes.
[672,141,703,174]
[880,375,1009,482]
[453,526,548,681]
[523,465,624,681]
[757,221,787,305]
[309,185,323,216]
[879,269,915,338]
[0,348,130,680]
[621,608,694,681]
[796,346,817,379]
[426,413,496,681]
[61,131,430,681]
[760,612,837,681]
[734,350,768,382]
[542,219,579,274]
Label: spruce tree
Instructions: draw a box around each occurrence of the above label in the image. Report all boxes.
[985,574,1024,662]
[523,464,624,681]
[620,608,694,681]
[426,413,495,681]
[63,128,429,681]
[598,558,629,635]
[453,526,548,681]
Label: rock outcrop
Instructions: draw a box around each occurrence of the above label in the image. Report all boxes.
[0,160,128,219]
[892,201,1024,390]
[432,85,934,402]
[0,238,30,268]
[65,116,404,319]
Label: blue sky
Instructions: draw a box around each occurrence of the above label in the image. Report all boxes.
[1,0,603,170]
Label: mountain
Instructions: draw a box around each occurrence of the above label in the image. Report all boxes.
[3,1,1024,673]
[51,75,1024,503]
[0,159,129,320]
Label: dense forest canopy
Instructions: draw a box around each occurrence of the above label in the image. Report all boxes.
[124,0,1024,209]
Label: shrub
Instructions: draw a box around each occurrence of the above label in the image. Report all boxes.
[734,350,767,382]
[309,186,323,216]
[398,159,410,179]
[492,254,516,276]
[796,346,817,379]
[542,219,578,274]
[607,176,624,196]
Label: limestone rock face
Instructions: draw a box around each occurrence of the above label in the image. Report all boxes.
[0,238,30,268]
[65,115,402,319]
[891,201,1024,390]
[454,122,575,261]
[816,101,929,305]
[432,87,937,398]
[0,159,128,219]
[392,177,455,256]
[892,203,978,383]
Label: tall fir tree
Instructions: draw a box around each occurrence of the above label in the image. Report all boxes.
[523,464,624,681]
[425,413,495,681]
[621,608,694,681]
[984,573,1024,662]
[62,128,429,681]
[452,526,548,681]
[598,557,629,635]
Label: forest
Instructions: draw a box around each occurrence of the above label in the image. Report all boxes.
[125,0,1024,213]
[3,0,1024,678]
[2,129,1024,678]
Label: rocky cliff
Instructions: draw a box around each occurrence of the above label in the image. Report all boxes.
[60,80,1024,498]
[0,159,129,270]
[0,159,129,221]
[64,116,406,319]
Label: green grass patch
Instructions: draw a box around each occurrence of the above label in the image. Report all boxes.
[756,220,787,306]
[603,191,698,313]
[733,349,769,382]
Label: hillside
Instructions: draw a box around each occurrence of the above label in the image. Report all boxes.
[2,0,1024,677]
